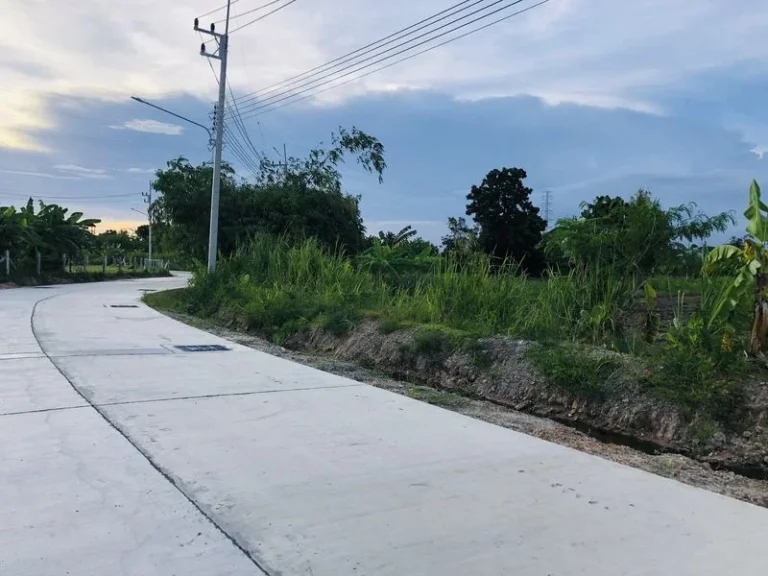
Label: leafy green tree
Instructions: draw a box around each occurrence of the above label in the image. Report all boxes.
[544,190,733,277]
[465,167,546,273]
[1,199,100,272]
[96,229,143,261]
[152,126,386,261]
[440,217,478,255]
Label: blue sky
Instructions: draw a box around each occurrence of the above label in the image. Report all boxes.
[1,0,767,243]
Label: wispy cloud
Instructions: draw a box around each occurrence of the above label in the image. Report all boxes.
[54,164,113,179]
[121,167,157,174]
[0,168,80,180]
[55,164,106,175]
[109,119,183,135]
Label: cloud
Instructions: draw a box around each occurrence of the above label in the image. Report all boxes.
[54,164,107,175]
[121,167,157,174]
[0,168,80,180]
[53,164,113,179]
[3,0,768,150]
[108,119,184,135]
[0,165,113,181]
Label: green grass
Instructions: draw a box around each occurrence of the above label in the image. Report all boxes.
[143,234,755,419]
[526,343,626,400]
[143,288,191,313]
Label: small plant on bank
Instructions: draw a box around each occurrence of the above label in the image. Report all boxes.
[705,180,768,357]
[526,343,624,401]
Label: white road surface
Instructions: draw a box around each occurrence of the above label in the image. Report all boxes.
[1,276,767,575]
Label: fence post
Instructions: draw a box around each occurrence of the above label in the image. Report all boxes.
[36,251,41,276]
[4,250,9,276]
[62,253,67,271]
[84,254,89,270]
[103,255,107,274]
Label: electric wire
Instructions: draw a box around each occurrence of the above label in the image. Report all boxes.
[196,0,244,20]
[236,0,549,120]
[233,0,480,103]
[213,0,286,24]
[229,0,298,34]
[234,0,529,114]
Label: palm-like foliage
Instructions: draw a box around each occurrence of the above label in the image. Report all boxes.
[705,180,768,356]
[0,198,100,272]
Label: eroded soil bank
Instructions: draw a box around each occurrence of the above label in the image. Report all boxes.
[156,309,768,508]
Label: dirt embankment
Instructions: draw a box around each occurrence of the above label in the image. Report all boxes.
[288,321,768,479]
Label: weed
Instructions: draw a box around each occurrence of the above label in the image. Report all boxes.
[526,343,624,400]
[406,386,469,409]
[378,317,403,334]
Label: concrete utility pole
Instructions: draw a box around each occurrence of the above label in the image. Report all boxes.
[195,0,231,273]
[142,183,153,265]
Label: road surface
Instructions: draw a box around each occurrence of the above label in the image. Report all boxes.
[1,277,767,575]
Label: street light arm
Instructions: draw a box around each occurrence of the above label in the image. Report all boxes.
[130,96,212,139]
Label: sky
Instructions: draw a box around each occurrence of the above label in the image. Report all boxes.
[1,0,767,243]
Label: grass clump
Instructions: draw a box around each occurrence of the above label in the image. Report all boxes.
[378,317,404,334]
[526,343,625,401]
[406,386,469,409]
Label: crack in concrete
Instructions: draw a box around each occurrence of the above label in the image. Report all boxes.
[29,290,273,576]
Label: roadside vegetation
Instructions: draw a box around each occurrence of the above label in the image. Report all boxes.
[0,198,171,285]
[125,125,768,459]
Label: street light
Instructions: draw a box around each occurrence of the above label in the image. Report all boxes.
[130,97,212,141]
[130,96,216,269]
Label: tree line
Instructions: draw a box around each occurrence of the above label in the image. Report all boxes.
[0,198,153,275]
[149,125,733,280]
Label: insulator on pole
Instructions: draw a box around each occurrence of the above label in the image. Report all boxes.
[211,23,216,33]
[201,43,206,53]
[194,18,199,28]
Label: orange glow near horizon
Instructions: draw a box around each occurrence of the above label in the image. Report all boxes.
[91,219,146,233]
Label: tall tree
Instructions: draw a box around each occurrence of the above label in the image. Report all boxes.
[152,126,386,261]
[465,167,546,273]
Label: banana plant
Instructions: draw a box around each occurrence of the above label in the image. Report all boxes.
[704,180,768,356]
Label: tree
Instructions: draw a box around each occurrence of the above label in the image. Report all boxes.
[0,199,100,272]
[544,190,734,277]
[465,167,546,273]
[152,126,386,261]
[441,217,478,256]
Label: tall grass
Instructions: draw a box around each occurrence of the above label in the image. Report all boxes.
[185,235,642,345]
[162,234,756,418]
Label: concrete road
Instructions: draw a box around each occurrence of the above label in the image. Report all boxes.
[2,277,768,575]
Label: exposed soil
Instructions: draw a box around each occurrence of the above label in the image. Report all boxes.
[158,310,768,508]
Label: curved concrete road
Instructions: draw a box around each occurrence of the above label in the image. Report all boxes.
[2,277,768,575]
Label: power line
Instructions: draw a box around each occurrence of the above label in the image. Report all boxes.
[226,85,264,162]
[197,0,244,19]
[237,0,550,120]
[223,124,261,178]
[235,0,531,116]
[229,0,298,34]
[233,0,478,103]
[213,0,286,24]
[234,0,482,104]
[0,191,140,200]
